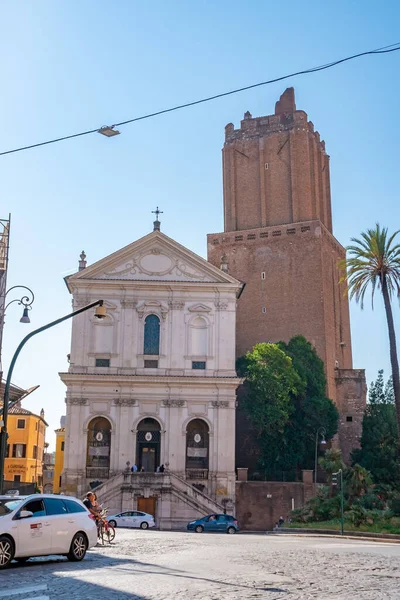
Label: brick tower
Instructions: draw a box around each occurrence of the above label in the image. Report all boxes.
[207,89,366,460]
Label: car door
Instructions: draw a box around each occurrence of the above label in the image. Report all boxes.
[215,515,227,531]
[14,498,51,557]
[204,515,218,532]
[132,511,145,527]
[118,511,134,528]
[43,497,70,553]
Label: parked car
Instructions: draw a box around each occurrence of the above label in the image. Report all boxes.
[0,493,97,569]
[107,510,155,529]
[187,514,239,534]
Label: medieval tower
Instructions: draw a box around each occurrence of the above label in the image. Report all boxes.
[207,88,366,461]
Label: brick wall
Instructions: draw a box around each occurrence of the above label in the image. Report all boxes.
[235,481,316,531]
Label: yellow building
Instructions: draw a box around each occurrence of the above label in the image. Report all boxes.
[53,426,65,493]
[4,404,47,489]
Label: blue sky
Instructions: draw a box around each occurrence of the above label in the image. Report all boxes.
[1,1,399,449]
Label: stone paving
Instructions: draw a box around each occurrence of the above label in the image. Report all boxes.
[1,530,400,599]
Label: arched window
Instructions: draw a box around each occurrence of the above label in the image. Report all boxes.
[190,317,208,356]
[86,417,111,480]
[186,419,209,479]
[144,314,160,355]
[136,418,161,472]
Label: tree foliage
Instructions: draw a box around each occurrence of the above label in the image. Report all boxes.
[340,224,400,441]
[237,336,339,477]
[352,370,400,487]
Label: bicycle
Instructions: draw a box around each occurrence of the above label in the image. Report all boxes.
[96,508,116,544]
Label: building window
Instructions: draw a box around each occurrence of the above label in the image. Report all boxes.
[95,358,110,367]
[12,444,26,458]
[144,360,158,368]
[346,416,353,422]
[144,314,160,355]
[192,361,206,370]
[61,441,65,451]
[33,445,38,459]
[14,475,21,483]
[59,475,62,487]
[17,419,25,429]
[6,444,9,458]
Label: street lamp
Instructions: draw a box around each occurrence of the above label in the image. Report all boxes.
[3,285,35,323]
[314,427,326,484]
[0,299,106,494]
[0,286,35,382]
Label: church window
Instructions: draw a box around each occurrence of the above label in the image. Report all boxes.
[86,417,111,479]
[192,361,206,370]
[144,360,158,368]
[95,358,110,367]
[144,314,160,355]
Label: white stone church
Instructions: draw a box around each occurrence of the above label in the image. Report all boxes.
[59,219,243,528]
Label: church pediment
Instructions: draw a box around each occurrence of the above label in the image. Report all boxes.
[188,303,212,312]
[66,231,241,287]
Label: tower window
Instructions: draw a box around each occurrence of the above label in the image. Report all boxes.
[261,272,265,280]
[346,416,353,422]
[262,307,267,313]
[265,163,269,170]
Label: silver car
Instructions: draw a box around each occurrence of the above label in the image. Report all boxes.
[107,510,155,529]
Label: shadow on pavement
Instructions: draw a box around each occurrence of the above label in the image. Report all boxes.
[5,548,288,596]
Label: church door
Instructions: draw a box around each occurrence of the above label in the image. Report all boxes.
[136,418,161,472]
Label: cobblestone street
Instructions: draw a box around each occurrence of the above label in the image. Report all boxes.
[1,530,400,599]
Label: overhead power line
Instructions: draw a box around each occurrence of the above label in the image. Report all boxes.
[1,42,399,157]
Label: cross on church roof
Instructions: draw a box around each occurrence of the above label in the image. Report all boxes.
[152,207,163,231]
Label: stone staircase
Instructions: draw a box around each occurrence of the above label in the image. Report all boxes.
[91,470,225,529]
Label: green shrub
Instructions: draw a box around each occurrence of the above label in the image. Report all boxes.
[389,495,400,516]
[358,492,386,511]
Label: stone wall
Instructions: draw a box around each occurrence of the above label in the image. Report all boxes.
[235,480,316,531]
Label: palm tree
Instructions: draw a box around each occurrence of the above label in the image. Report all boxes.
[340,224,400,441]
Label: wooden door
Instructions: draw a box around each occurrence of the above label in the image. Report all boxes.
[137,496,156,517]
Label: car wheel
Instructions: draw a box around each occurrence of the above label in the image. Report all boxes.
[67,532,88,562]
[195,525,204,533]
[140,521,149,530]
[0,536,14,569]
[227,526,236,534]
[108,520,117,528]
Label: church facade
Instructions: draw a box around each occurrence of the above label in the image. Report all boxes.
[59,225,242,524]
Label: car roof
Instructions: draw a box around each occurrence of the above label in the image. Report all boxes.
[0,494,81,501]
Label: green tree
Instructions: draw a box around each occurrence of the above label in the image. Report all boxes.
[278,336,339,471]
[237,343,303,472]
[352,370,400,487]
[340,224,400,440]
[345,464,372,499]
[319,448,345,483]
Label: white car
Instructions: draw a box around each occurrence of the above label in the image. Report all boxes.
[107,510,155,529]
[0,493,97,569]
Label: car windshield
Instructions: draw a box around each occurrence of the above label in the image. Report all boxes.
[0,498,24,516]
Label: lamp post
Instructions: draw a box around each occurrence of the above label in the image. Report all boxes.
[0,286,35,382]
[333,469,344,535]
[314,427,326,484]
[0,299,106,494]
